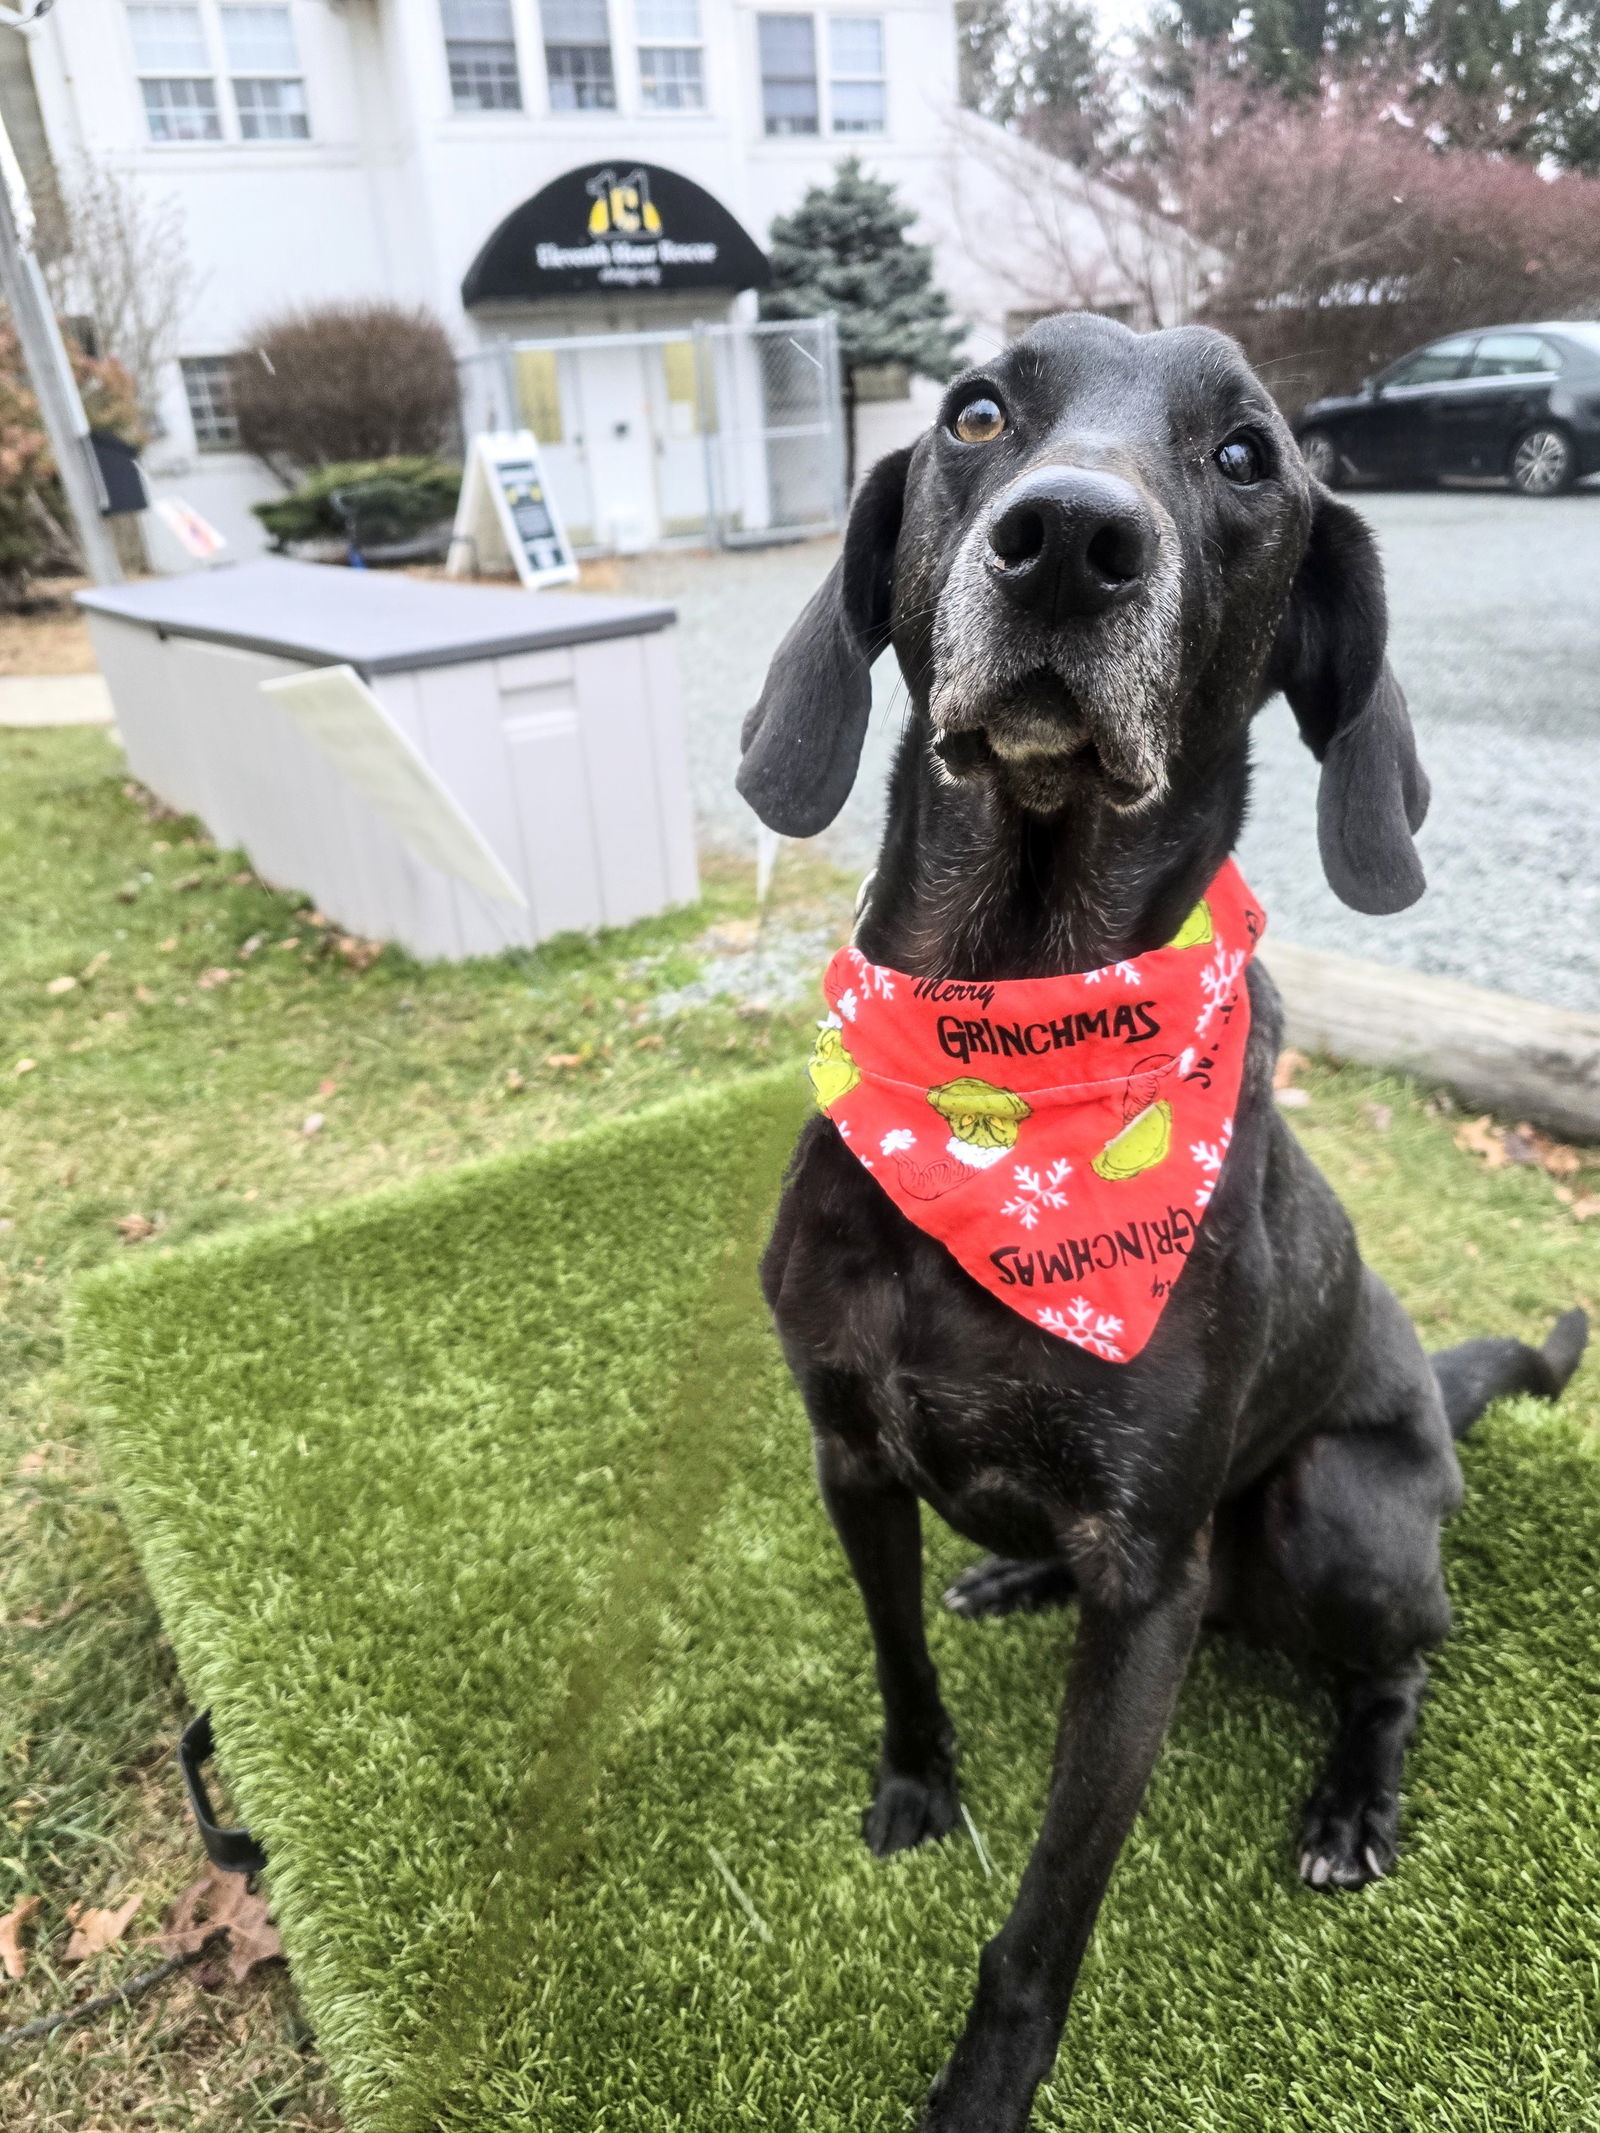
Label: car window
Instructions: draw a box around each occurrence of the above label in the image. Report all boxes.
[1468,333,1562,379]
[1382,336,1475,388]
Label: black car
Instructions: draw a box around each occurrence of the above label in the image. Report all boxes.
[1294,321,1600,495]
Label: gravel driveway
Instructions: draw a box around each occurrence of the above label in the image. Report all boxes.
[613,486,1600,1015]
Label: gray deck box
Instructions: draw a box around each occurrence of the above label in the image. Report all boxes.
[78,559,694,961]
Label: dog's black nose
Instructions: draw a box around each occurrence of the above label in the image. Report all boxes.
[986,468,1156,621]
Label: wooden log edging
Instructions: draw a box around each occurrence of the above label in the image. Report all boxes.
[1262,941,1600,1145]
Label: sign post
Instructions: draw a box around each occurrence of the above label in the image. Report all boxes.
[0,115,122,585]
[447,430,578,589]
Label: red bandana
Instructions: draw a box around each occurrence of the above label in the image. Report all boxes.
[808,860,1265,1361]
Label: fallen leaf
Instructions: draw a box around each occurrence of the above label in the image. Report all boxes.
[1273,1047,1310,1091]
[632,1033,664,1051]
[317,1077,338,1097]
[113,884,140,904]
[135,984,154,1004]
[1274,1086,1311,1110]
[45,974,77,995]
[224,1897,284,1984]
[230,870,255,887]
[81,951,110,981]
[1570,1194,1600,1222]
[196,967,234,991]
[158,937,178,953]
[336,936,382,972]
[163,1869,283,1985]
[545,1052,585,1070]
[13,1059,36,1076]
[239,934,265,958]
[1453,1116,1507,1168]
[503,1069,525,1093]
[305,910,332,929]
[173,872,205,892]
[118,1212,157,1243]
[1524,1130,1582,1180]
[64,1893,141,1962]
[16,1447,49,1474]
[273,937,299,951]
[0,1895,41,1980]
[302,1113,325,1137]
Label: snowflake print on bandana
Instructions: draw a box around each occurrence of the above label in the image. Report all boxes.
[1190,1118,1233,1209]
[806,859,1265,1361]
[1001,1158,1073,1230]
[1038,1297,1126,1361]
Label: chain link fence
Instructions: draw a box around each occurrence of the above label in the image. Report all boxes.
[458,314,845,556]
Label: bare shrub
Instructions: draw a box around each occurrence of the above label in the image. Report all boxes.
[39,161,191,435]
[1159,74,1600,411]
[232,303,459,483]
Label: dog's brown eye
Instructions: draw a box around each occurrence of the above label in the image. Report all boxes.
[954,397,1006,444]
[1216,435,1264,485]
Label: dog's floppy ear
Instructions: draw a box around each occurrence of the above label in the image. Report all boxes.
[736,444,912,837]
[1266,487,1429,916]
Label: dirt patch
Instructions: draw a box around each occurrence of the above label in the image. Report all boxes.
[0,579,98,676]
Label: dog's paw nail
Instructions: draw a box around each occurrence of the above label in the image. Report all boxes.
[1310,1853,1331,1887]
[1363,1845,1385,1881]
[1298,1850,1314,1881]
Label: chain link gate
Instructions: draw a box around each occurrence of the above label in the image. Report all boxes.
[458,314,846,556]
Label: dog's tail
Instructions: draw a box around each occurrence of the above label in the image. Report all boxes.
[1431,1308,1589,1440]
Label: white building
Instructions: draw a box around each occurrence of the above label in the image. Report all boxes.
[2,0,1205,555]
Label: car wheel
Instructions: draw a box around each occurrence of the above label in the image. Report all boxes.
[1509,425,1576,496]
[1298,430,1343,487]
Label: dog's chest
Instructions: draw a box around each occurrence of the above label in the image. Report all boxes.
[878,1355,1158,1578]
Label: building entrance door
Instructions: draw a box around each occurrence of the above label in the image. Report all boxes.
[570,341,661,552]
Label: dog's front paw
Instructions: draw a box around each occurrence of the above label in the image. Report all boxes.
[1298,1786,1399,1891]
[914,2058,1032,2133]
[863,1765,960,1857]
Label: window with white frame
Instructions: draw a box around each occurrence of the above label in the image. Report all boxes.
[758,13,816,134]
[129,0,311,140]
[636,0,702,110]
[828,14,883,132]
[129,4,221,141]
[440,0,522,110]
[181,354,240,448]
[222,5,308,138]
[541,0,615,108]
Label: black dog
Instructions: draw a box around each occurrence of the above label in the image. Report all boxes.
[737,314,1588,2133]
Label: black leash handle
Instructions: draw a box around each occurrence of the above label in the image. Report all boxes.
[177,1710,267,1875]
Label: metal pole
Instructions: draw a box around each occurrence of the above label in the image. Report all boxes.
[692,318,721,547]
[0,112,120,582]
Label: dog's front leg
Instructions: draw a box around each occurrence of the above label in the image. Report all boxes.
[810,1407,959,1857]
[919,1527,1211,2133]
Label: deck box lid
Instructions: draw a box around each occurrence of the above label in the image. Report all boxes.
[77,558,675,676]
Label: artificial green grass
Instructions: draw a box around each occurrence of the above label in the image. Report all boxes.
[72,1072,1600,2133]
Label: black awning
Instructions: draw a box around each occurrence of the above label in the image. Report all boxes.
[462,163,771,307]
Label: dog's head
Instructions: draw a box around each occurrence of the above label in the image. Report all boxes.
[738,313,1429,916]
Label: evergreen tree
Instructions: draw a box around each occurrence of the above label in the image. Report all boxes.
[1138,0,1600,169]
[761,159,963,489]
[957,0,1117,166]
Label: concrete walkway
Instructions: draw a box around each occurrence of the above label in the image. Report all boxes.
[0,673,113,725]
